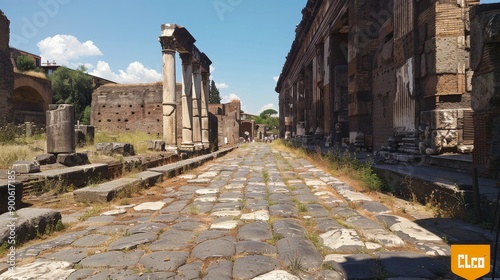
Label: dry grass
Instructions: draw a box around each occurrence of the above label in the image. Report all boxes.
[14,69,48,79]
[0,138,46,169]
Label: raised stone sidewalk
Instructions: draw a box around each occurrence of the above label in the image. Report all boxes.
[0,143,496,279]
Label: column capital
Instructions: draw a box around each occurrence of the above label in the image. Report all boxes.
[159,36,176,52]
[179,53,192,65]
[201,71,210,81]
[192,62,201,73]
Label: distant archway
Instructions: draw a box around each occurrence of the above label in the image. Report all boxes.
[13,73,52,125]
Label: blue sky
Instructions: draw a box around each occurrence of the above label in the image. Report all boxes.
[1,0,307,115]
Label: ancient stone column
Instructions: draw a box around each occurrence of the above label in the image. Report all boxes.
[201,71,210,147]
[191,62,203,149]
[159,26,178,151]
[46,104,75,154]
[180,53,194,150]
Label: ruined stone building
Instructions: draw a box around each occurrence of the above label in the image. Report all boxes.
[276,0,477,156]
[208,100,242,146]
[0,10,14,123]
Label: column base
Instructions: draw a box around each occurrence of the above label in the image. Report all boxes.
[165,146,179,154]
[180,143,195,152]
[194,142,204,151]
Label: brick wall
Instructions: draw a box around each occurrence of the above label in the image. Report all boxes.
[0,10,13,123]
[208,100,241,146]
[91,83,182,136]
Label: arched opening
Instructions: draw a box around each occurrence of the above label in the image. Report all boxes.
[13,86,46,125]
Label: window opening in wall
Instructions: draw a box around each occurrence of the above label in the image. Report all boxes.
[98,120,102,123]
[118,105,121,108]
[125,119,128,122]
[118,119,121,122]
[103,105,106,108]
[132,112,135,115]
[129,105,132,108]
[157,119,160,122]
[107,119,111,122]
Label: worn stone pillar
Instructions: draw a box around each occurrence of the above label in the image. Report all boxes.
[470,4,500,178]
[192,62,203,149]
[180,53,194,150]
[201,71,210,147]
[46,104,75,154]
[159,26,178,152]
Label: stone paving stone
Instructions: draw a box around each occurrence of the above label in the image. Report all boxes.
[194,195,218,202]
[101,209,127,216]
[66,269,96,280]
[195,230,228,243]
[375,251,449,278]
[325,254,383,279]
[133,201,165,211]
[376,214,444,243]
[40,247,88,263]
[72,234,110,247]
[204,259,233,280]
[191,237,236,260]
[128,222,167,235]
[295,194,319,203]
[139,251,189,272]
[314,218,344,233]
[219,192,244,202]
[195,187,220,195]
[272,218,308,238]
[251,270,300,280]
[16,229,91,259]
[211,219,239,230]
[233,255,280,279]
[80,251,144,268]
[320,229,366,252]
[269,193,295,203]
[237,221,273,241]
[107,232,156,251]
[359,200,391,214]
[277,237,323,271]
[305,204,330,217]
[176,261,203,279]
[186,201,214,213]
[235,241,277,255]
[269,204,298,218]
[152,213,179,223]
[149,229,195,251]
[212,202,243,211]
[240,209,270,221]
[210,210,241,217]
[331,207,361,219]
[345,215,384,230]
[170,220,207,231]
[0,261,75,280]
[159,200,189,213]
[360,228,406,248]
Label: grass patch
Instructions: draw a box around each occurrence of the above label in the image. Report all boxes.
[273,139,383,193]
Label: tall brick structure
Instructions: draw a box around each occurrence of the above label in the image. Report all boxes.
[0,10,14,123]
[276,0,477,156]
[470,3,500,178]
[208,100,241,146]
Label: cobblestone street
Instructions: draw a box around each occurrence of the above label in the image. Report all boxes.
[1,143,458,279]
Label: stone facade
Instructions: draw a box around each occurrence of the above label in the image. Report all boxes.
[276,0,476,156]
[208,100,241,146]
[470,3,500,177]
[0,10,14,123]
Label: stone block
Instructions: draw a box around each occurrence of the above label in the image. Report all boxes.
[0,208,61,245]
[420,110,458,130]
[147,140,166,151]
[32,163,109,188]
[46,104,75,154]
[35,154,56,165]
[75,125,95,144]
[96,142,135,156]
[430,130,459,149]
[0,180,23,214]
[75,129,85,147]
[12,160,40,174]
[73,178,143,203]
[56,153,90,167]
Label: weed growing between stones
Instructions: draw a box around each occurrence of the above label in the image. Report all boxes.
[78,206,102,221]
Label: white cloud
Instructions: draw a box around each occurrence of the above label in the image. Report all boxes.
[215,82,229,89]
[89,61,162,84]
[273,76,279,82]
[210,65,215,73]
[37,34,102,66]
[221,93,241,103]
[258,103,277,114]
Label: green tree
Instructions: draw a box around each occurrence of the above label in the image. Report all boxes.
[209,80,221,104]
[82,105,91,125]
[16,55,38,72]
[253,108,279,134]
[50,66,93,122]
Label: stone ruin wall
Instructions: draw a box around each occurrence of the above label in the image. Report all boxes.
[0,10,13,123]
[208,101,241,146]
[91,83,182,137]
[470,3,500,177]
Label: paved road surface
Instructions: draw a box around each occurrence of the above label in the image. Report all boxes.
[1,143,489,279]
